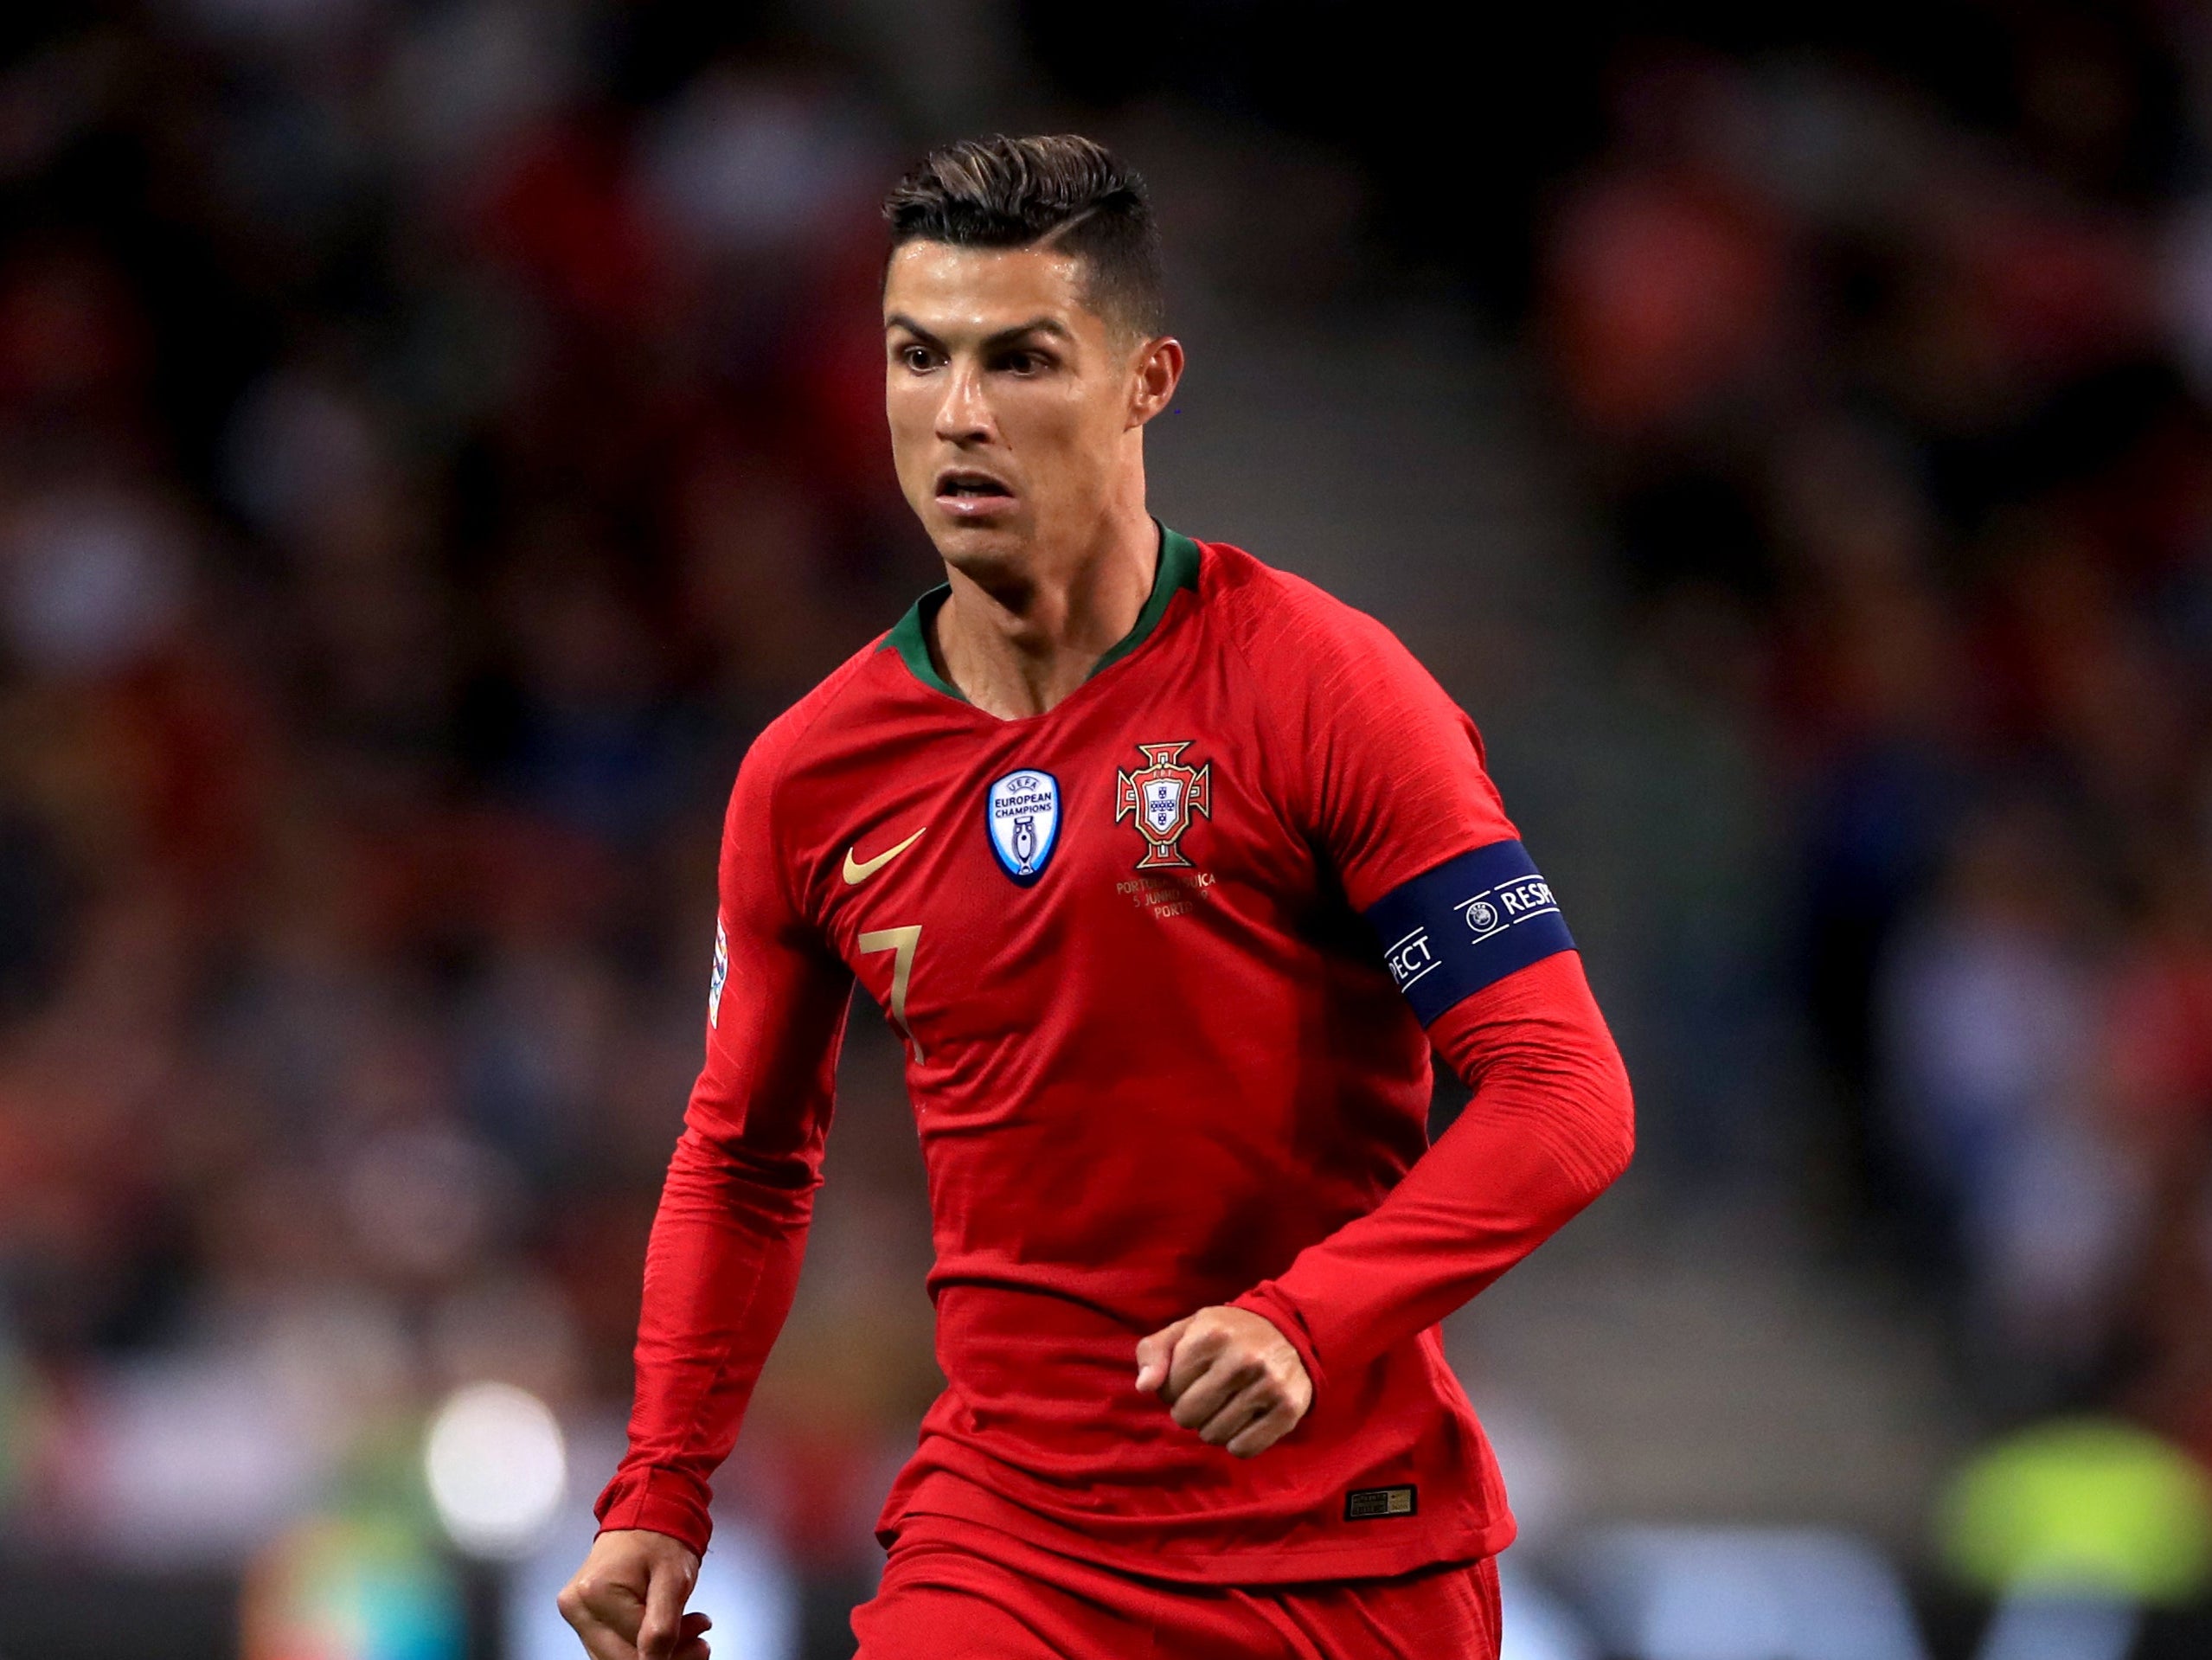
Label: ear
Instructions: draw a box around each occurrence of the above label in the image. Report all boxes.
[1127,336,1185,430]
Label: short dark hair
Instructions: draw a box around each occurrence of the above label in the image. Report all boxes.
[882,135,1165,338]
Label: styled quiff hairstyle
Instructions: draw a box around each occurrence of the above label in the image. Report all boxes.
[882,135,1166,338]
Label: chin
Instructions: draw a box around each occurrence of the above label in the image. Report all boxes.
[927,516,1029,574]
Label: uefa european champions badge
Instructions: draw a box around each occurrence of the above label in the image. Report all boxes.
[708,919,728,1026]
[986,769,1061,884]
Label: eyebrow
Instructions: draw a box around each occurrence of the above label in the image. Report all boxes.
[884,314,1074,349]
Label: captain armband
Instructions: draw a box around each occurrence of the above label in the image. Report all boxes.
[1364,839,1576,1025]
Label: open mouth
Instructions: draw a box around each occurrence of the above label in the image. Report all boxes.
[934,469,1016,513]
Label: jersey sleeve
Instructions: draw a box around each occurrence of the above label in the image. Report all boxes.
[1232,952,1633,1385]
[593,728,852,1556]
[1228,582,1631,1385]
[1274,592,1518,913]
[1267,587,1572,1008]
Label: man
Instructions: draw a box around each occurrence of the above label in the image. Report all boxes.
[559,134,1633,1660]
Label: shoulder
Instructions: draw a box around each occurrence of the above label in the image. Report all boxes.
[1197,537,1445,699]
[728,631,902,817]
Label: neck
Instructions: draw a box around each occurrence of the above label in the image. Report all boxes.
[929,487,1159,719]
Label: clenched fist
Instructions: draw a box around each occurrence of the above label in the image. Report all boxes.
[1134,1305,1313,1458]
[557,1528,711,1660]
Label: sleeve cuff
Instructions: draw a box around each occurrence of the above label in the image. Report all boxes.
[593,1466,713,1558]
[1228,1282,1329,1404]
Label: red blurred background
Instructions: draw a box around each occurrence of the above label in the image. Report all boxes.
[4,3,2212,1657]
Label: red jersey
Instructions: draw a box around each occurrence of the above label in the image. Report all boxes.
[595,529,1633,1583]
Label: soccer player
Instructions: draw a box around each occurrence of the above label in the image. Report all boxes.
[558,135,1634,1660]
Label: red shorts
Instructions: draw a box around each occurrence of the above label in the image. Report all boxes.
[851,1516,1503,1659]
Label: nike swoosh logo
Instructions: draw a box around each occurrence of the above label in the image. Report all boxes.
[843,827,926,885]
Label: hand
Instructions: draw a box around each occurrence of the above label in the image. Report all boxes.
[1134,1305,1313,1458]
[556,1529,712,1660]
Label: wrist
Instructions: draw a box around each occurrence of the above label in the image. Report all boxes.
[593,1467,713,1559]
[1228,1283,1326,1402]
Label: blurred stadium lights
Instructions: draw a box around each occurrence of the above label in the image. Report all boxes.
[1498,1557,1600,1660]
[1939,1419,2212,1660]
[423,1383,567,1561]
[1569,1524,1930,1660]
[240,1515,465,1660]
[1972,1593,2139,1660]
[1939,1417,2212,1605]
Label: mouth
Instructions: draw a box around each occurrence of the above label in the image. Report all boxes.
[933,467,1017,518]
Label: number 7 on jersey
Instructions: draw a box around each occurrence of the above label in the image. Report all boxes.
[857,925,924,1061]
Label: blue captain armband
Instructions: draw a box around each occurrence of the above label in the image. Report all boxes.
[1365,839,1576,1025]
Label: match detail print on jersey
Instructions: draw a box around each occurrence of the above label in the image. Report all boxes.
[986,770,1061,884]
[843,826,927,885]
[1364,838,1575,1025]
[1113,740,1212,868]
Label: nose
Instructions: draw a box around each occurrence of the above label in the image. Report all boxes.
[934,362,992,446]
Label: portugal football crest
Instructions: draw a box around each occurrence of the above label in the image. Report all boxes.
[986,769,1061,884]
[1114,741,1212,868]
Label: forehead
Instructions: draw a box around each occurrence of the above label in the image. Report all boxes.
[882,240,1102,336]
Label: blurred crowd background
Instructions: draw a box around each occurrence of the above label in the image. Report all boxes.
[6,3,2212,1657]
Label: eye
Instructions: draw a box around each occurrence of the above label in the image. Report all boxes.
[1002,350,1044,375]
[897,343,936,372]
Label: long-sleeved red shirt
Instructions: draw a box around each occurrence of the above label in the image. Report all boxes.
[594,529,1633,1582]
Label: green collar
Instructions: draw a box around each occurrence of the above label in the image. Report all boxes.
[882,524,1201,704]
